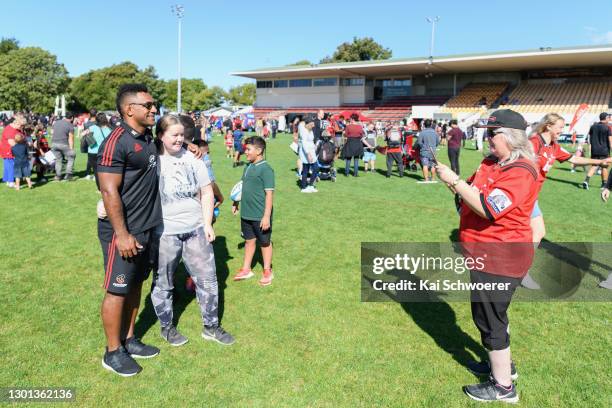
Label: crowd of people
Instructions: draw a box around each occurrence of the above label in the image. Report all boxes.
[283,109,612,199]
[1,85,611,403]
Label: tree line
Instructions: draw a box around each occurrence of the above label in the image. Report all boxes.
[289,37,392,66]
[0,37,255,113]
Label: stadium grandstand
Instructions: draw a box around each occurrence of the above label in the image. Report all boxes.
[232,44,612,132]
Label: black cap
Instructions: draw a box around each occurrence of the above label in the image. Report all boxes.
[600,112,609,121]
[477,109,527,130]
[303,115,315,125]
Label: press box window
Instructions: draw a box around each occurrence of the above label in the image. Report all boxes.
[341,78,365,86]
[273,80,288,88]
[289,79,312,87]
[313,77,337,87]
[256,81,273,89]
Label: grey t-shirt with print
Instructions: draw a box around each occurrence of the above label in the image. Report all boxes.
[158,150,211,235]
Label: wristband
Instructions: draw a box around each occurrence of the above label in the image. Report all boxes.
[451,178,461,187]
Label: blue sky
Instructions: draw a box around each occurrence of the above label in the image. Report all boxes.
[3,0,611,89]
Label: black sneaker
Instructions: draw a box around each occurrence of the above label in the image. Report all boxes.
[582,181,589,190]
[161,325,189,347]
[202,325,235,345]
[102,346,142,377]
[124,337,160,359]
[463,377,519,404]
[467,360,518,380]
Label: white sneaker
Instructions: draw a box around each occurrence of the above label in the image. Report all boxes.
[6,182,14,188]
[301,188,311,193]
[308,186,318,193]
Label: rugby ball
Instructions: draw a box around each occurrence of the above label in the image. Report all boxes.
[230,180,243,202]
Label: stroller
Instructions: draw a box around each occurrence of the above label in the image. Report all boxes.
[316,133,337,182]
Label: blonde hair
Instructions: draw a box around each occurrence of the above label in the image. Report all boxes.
[492,127,536,163]
[14,133,25,143]
[535,113,564,135]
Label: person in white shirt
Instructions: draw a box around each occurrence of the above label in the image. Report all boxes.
[151,114,234,347]
[298,118,318,193]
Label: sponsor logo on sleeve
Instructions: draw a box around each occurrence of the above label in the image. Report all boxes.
[487,188,512,213]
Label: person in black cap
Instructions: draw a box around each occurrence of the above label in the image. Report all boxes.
[436,109,539,403]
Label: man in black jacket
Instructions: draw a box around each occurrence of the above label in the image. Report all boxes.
[583,112,611,190]
[313,109,327,143]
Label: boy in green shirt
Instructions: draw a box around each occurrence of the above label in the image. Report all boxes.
[232,136,275,286]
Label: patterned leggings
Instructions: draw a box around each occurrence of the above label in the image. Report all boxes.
[151,226,219,328]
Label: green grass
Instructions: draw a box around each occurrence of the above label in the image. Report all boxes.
[0,132,610,407]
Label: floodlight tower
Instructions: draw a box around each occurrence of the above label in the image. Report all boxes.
[171,4,185,113]
[426,16,440,60]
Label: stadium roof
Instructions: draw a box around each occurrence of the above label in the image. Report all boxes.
[232,44,612,79]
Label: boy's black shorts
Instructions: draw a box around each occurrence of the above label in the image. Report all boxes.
[241,217,272,245]
[99,225,155,295]
[470,270,520,351]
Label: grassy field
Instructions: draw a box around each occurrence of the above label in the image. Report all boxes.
[0,131,610,407]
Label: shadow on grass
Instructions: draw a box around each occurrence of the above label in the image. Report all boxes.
[363,273,487,368]
[539,238,608,281]
[373,168,423,180]
[544,175,583,188]
[399,300,487,369]
[134,236,233,338]
[213,236,232,322]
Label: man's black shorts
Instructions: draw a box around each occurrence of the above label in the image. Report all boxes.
[591,154,610,161]
[470,270,520,351]
[241,218,272,245]
[99,227,155,295]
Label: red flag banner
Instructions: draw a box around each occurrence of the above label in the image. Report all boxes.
[568,103,589,133]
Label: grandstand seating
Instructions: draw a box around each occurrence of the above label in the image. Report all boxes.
[253,96,451,123]
[441,83,509,114]
[498,80,612,114]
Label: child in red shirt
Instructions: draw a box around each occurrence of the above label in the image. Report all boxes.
[224,129,234,158]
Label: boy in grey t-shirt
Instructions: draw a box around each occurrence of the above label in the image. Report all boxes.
[417,119,440,182]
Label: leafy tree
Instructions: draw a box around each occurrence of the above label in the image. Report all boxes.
[320,37,392,63]
[69,62,165,111]
[227,83,255,105]
[191,86,227,110]
[0,37,19,55]
[163,78,209,112]
[0,47,69,112]
[288,59,312,66]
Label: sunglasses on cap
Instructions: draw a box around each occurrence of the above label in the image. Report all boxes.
[129,101,158,111]
[486,128,501,139]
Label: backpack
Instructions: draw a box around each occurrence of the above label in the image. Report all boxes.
[317,140,335,164]
[80,134,89,153]
[387,128,402,147]
[364,131,376,151]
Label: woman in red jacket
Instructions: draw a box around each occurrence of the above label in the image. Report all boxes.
[437,110,538,403]
[340,113,365,177]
